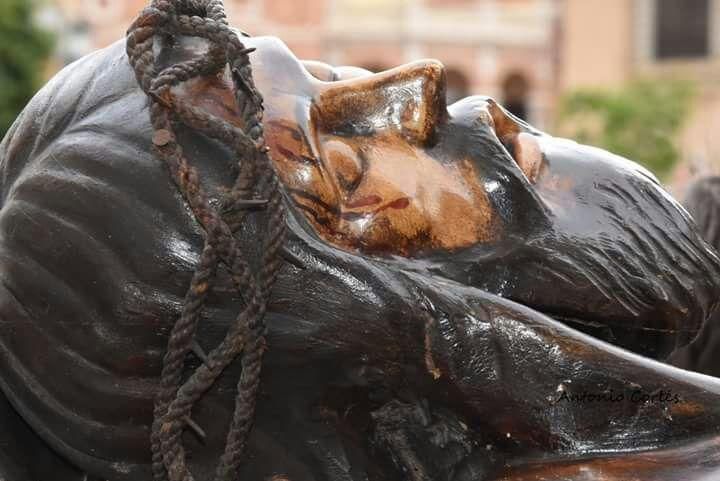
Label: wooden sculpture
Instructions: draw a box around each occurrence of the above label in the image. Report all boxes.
[0,1,719,480]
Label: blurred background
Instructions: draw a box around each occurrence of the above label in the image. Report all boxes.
[3,0,720,194]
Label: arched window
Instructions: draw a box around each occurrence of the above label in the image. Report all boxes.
[445,68,470,105]
[502,72,530,121]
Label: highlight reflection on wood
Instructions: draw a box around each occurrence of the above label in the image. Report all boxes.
[0,5,719,480]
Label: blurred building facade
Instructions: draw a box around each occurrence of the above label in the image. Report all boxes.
[42,0,720,192]
[44,0,560,128]
[38,1,148,64]
[560,0,720,194]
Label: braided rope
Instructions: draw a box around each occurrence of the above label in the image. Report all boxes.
[126,1,286,479]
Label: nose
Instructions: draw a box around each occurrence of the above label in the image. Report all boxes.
[312,60,448,146]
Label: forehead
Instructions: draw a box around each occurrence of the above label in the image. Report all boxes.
[243,36,317,101]
[243,35,388,89]
[242,36,321,146]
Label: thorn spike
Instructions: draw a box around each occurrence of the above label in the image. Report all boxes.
[280,246,306,270]
[183,415,207,441]
[191,339,209,365]
[236,199,268,207]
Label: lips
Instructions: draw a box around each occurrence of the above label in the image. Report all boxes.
[345,194,383,209]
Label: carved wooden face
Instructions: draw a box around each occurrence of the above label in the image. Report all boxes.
[262,45,502,255]
[179,37,545,256]
[174,35,720,358]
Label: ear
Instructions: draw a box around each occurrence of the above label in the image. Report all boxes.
[487,99,543,184]
[312,60,448,146]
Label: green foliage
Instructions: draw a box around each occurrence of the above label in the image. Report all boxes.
[558,80,695,178]
[0,0,53,138]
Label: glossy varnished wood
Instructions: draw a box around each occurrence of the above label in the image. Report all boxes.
[0,32,719,481]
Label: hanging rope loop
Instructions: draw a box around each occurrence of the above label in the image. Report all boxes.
[126,1,286,479]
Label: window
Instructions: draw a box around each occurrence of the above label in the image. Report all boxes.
[502,72,529,121]
[655,0,710,59]
[445,68,470,105]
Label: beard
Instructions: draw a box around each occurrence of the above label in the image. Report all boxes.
[456,172,720,359]
[275,112,720,360]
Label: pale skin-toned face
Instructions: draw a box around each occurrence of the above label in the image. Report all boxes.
[268,118,498,255]
[174,36,544,257]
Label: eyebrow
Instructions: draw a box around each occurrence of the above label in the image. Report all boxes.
[276,145,318,166]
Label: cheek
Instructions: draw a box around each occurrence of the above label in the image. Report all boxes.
[339,191,495,255]
[337,149,498,254]
[340,203,430,254]
[430,190,495,247]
